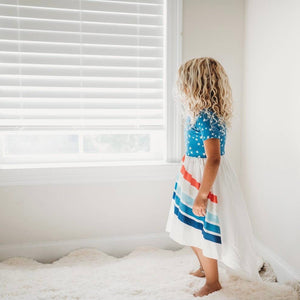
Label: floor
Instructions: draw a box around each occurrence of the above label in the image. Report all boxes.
[0,246,298,300]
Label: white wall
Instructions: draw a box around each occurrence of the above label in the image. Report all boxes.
[0,0,245,260]
[0,180,174,244]
[242,0,300,276]
[182,0,245,176]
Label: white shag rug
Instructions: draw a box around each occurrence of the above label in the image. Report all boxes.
[0,246,298,300]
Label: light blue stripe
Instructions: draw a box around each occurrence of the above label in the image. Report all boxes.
[173,191,221,234]
[174,181,220,225]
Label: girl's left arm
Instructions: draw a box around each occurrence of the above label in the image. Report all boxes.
[192,138,221,217]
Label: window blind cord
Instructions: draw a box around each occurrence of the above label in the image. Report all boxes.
[136,3,141,131]
[77,0,84,152]
[79,0,84,133]
[17,0,24,132]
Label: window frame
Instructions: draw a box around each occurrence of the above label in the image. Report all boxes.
[0,0,183,185]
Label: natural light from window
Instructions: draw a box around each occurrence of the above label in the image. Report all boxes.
[0,0,168,166]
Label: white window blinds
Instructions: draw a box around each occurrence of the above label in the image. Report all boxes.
[0,0,165,131]
[0,0,168,164]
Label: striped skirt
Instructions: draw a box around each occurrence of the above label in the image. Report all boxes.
[165,154,264,282]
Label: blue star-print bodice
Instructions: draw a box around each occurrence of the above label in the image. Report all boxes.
[184,109,226,158]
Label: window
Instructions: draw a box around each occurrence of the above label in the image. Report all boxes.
[0,0,182,167]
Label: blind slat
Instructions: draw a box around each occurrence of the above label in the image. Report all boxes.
[0,1,164,15]
[1,76,163,89]
[0,30,164,47]
[0,18,164,36]
[0,10,164,26]
[0,40,163,57]
[0,109,163,120]
[0,53,163,68]
[0,98,163,109]
[0,64,163,78]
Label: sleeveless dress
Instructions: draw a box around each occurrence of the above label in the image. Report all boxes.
[165,109,264,282]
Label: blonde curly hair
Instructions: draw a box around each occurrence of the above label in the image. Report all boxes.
[176,57,233,128]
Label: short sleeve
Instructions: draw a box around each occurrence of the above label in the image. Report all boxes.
[196,110,224,141]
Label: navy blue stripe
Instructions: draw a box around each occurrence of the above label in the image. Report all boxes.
[172,191,221,234]
[173,180,220,225]
[173,206,222,244]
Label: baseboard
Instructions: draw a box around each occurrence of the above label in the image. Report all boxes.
[0,232,182,263]
[255,238,300,283]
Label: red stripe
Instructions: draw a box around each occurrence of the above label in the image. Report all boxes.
[181,154,186,163]
[180,154,218,204]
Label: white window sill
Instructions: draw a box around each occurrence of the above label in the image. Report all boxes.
[0,161,181,186]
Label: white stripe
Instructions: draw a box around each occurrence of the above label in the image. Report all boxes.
[173,201,221,237]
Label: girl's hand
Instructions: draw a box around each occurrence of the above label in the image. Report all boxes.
[193,195,208,217]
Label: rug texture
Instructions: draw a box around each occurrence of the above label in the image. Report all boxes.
[0,246,298,300]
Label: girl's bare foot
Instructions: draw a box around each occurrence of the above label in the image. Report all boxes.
[189,267,205,277]
[193,281,222,297]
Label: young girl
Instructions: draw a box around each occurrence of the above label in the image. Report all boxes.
[165,57,264,297]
